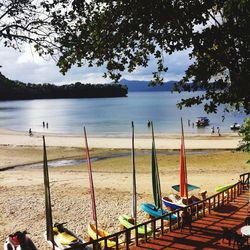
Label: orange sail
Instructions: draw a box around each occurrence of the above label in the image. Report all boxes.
[179,118,188,199]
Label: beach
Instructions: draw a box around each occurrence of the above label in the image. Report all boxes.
[0,128,242,149]
[0,128,249,249]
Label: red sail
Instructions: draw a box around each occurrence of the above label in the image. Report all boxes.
[180,119,188,199]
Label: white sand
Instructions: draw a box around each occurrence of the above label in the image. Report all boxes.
[0,128,242,149]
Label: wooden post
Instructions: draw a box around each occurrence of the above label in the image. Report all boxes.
[135,226,139,246]
[153,220,156,239]
[125,230,130,250]
[144,224,148,243]
[161,217,164,235]
[202,201,205,217]
[208,199,211,214]
[177,210,180,228]
[169,214,172,232]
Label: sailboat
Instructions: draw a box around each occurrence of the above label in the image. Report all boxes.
[118,122,152,235]
[42,136,86,250]
[140,121,176,221]
[162,118,201,210]
[84,127,122,249]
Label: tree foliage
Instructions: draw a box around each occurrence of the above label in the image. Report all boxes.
[50,0,250,114]
[1,1,249,114]
[238,117,250,152]
[0,72,127,100]
[0,0,63,55]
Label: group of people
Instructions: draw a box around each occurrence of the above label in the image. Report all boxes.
[42,121,49,129]
[211,126,221,136]
[28,121,49,136]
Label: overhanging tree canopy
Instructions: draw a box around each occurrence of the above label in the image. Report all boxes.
[0,0,65,56]
[52,0,250,114]
[1,1,249,114]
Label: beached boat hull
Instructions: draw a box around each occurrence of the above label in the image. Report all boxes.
[118,214,152,235]
[87,223,122,249]
[140,203,177,221]
[215,183,234,193]
[45,225,86,250]
[162,197,186,210]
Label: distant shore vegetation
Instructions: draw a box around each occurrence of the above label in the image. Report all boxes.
[0,73,127,100]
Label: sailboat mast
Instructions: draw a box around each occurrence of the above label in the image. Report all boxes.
[43,136,55,250]
[84,127,98,240]
[131,122,137,225]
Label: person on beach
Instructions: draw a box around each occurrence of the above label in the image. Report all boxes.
[192,122,194,128]
[43,121,45,128]
[211,126,215,134]
[46,122,48,129]
[29,128,33,136]
[217,126,221,136]
[180,208,192,232]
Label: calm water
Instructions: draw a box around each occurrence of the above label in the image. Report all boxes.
[0,92,246,136]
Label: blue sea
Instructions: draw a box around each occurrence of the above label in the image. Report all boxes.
[0,92,247,136]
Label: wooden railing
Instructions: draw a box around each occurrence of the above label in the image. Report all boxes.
[82,173,249,250]
[240,172,250,190]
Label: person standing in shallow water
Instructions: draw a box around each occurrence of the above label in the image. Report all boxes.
[211,126,215,134]
[46,122,48,129]
[43,121,45,128]
[29,128,32,136]
[217,126,221,136]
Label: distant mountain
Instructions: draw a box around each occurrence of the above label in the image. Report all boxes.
[119,79,177,92]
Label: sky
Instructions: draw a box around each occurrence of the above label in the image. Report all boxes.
[0,44,192,85]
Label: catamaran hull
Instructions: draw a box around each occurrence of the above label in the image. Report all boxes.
[118,214,152,235]
[140,203,177,221]
[44,231,87,250]
[162,198,186,210]
[87,223,122,249]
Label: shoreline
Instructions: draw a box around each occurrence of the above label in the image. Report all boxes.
[0,128,242,149]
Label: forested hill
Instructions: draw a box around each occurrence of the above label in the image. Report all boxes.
[120,79,177,91]
[0,73,128,100]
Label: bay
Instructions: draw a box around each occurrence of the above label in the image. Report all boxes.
[0,92,246,136]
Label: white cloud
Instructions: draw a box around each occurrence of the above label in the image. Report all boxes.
[0,44,192,84]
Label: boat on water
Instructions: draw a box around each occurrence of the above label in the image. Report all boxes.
[195,117,210,127]
[230,123,241,130]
